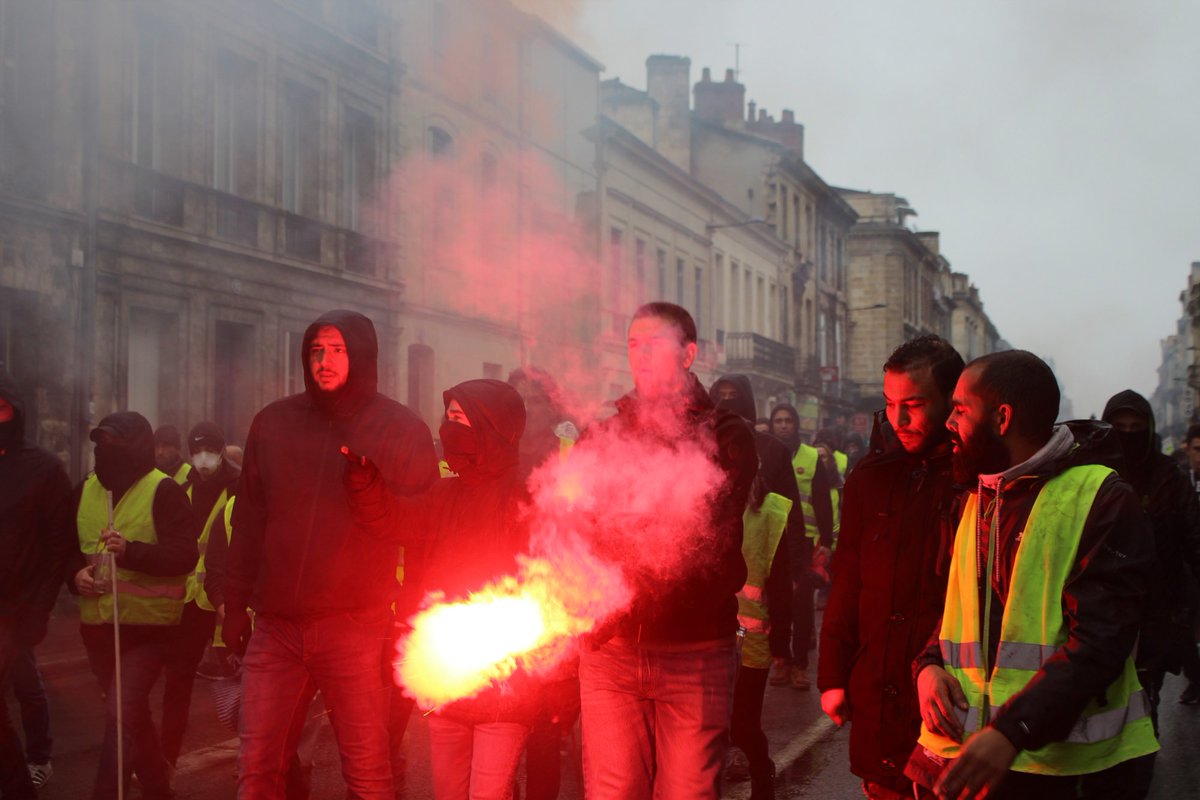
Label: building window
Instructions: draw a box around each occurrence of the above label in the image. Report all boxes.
[213,320,257,447]
[128,308,182,430]
[817,311,828,367]
[133,25,184,173]
[656,248,667,299]
[675,258,685,305]
[342,106,378,231]
[0,2,54,198]
[280,79,321,216]
[428,126,454,158]
[729,260,740,330]
[608,228,624,334]
[633,237,643,307]
[694,266,704,336]
[213,51,259,197]
[344,0,382,48]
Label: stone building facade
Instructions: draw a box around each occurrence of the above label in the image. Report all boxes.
[1,0,405,477]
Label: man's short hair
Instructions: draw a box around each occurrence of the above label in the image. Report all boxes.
[883,335,964,398]
[1186,423,1200,444]
[968,350,1060,440]
[630,302,697,345]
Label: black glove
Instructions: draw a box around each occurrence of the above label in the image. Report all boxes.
[223,605,253,656]
[341,445,380,493]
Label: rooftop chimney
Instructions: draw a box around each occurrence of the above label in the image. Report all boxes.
[694,64,745,127]
[646,55,692,171]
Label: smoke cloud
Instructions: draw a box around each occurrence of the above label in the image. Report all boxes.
[396,413,728,709]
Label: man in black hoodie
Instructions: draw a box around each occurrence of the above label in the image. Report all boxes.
[1101,390,1200,780]
[0,372,74,798]
[225,310,438,798]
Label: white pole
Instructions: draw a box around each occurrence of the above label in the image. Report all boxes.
[106,490,124,800]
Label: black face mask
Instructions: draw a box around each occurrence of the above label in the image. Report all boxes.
[1114,428,1151,465]
[94,443,142,491]
[439,421,478,476]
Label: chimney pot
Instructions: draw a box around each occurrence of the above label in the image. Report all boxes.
[724,68,735,83]
[747,100,756,122]
[758,108,768,122]
[782,109,795,124]
[702,67,711,82]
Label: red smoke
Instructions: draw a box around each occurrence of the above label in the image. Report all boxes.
[396,417,727,709]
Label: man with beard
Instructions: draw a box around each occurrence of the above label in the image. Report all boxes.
[575,302,757,800]
[911,351,1158,800]
[1101,391,1200,773]
[224,310,438,798]
[767,403,833,689]
[153,425,191,485]
[818,336,964,799]
[71,411,199,800]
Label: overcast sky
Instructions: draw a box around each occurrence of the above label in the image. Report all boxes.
[539,0,1198,418]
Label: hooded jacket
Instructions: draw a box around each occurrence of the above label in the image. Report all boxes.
[914,421,1154,754]
[577,373,757,644]
[769,403,834,547]
[1101,389,1200,675]
[226,310,439,620]
[817,410,961,784]
[0,372,75,643]
[710,374,795,657]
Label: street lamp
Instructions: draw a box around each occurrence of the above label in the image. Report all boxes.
[706,217,768,234]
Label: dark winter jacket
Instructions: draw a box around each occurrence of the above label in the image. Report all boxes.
[817,411,961,783]
[226,310,439,620]
[0,372,75,644]
[348,379,536,723]
[914,421,1154,754]
[69,411,200,595]
[1101,389,1200,675]
[769,402,835,547]
[710,374,794,658]
[579,373,757,644]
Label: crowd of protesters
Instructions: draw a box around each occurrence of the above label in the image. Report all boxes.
[2,304,1199,800]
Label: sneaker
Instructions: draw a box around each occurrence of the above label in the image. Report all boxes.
[790,666,811,690]
[724,749,751,782]
[28,762,52,787]
[1180,683,1200,705]
[769,660,790,686]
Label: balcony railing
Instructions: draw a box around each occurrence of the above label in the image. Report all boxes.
[723,332,796,381]
[102,157,390,279]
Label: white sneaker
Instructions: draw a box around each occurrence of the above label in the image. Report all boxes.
[28,762,53,787]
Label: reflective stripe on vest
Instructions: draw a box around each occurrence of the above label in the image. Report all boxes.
[187,487,229,611]
[919,464,1158,775]
[738,492,792,669]
[77,471,187,626]
[791,445,820,544]
[172,462,192,486]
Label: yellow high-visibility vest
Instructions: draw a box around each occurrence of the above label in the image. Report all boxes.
[77,471,187,626]
[918,464,1158,775]
[792,444,821,544]
[738,492,792,669]
[186,484,230,612]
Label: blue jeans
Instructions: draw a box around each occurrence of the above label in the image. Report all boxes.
[81,623,174,800]
[579,637,737,800]
[7,642,51,764]
[238,609,394,799]
[427,715,528,800]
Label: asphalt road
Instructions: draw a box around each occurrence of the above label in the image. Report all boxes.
[10,602,1200,799]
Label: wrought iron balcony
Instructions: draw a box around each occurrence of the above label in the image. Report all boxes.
[723,332,796,381]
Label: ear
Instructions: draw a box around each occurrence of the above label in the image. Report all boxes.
[995,403,1015,436]
[682,341,698,370]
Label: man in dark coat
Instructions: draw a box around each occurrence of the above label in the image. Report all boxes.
[817,335,964,799]
[224,309,438,798]
[1101,389,1200,790]
[574,303,757,800]
[0,372,74,798]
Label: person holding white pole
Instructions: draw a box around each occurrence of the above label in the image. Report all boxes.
[70,412,198,800]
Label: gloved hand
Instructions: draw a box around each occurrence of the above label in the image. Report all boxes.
[341,445,380,493]
[223,605,253,656]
